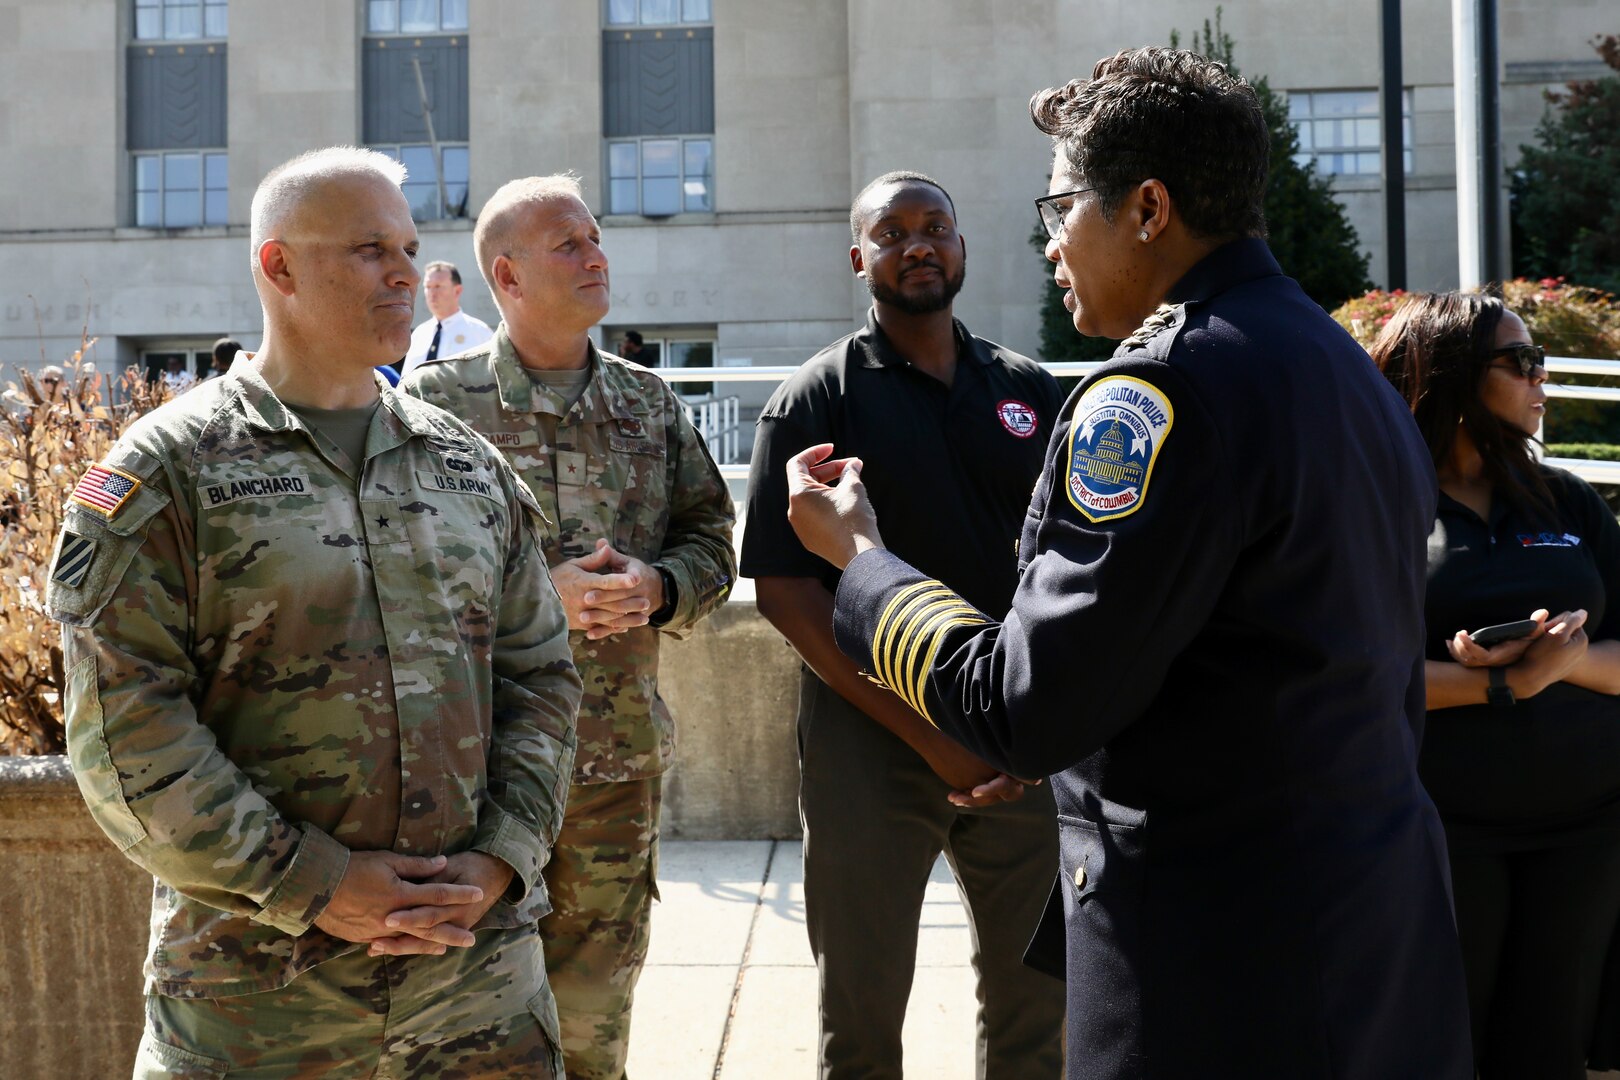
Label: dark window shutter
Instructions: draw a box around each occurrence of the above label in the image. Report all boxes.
[362,35,469,144]
[126,44,227,150]
[602,27,714,137]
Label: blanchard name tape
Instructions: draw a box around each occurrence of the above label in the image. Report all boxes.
[203,474,310,506]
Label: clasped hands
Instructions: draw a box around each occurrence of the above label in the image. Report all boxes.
[313,849,513,958]
[552,537,664,640]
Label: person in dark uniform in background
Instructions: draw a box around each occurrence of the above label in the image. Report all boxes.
[743,171,1065,1079]
[782,48,1473,1079]
[207,337,242,379]
[1371,292,1620,1079]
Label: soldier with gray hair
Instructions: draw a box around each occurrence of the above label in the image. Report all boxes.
[49,145,582,1077]
[403,173,736,1079]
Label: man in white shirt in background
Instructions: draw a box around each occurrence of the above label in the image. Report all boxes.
[399,260,493,375]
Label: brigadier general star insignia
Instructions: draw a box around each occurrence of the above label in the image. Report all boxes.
[68,463,142,519]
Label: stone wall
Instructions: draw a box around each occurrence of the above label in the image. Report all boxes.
[0,755,148,1080]
[658,598,804,840]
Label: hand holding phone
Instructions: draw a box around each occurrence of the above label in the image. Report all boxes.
[1446,610,1551,668]
[1468,618,1541,648]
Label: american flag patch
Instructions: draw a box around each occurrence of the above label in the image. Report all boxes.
[69,464,142,519]
[52,532,97,587]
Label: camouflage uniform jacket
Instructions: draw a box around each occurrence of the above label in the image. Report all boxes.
[403,327,735,783]
[46,366,582,999]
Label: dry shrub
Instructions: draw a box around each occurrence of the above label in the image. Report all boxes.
[0,340,168,754]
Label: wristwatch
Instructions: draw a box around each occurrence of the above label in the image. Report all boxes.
[1486,665,1516,708]
[649,566,677,626]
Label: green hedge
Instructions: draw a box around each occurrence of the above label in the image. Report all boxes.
[1545,443,1620,512]
[1546,442,1620,461]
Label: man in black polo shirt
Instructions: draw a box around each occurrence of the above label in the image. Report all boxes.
[742,172,1065,1078]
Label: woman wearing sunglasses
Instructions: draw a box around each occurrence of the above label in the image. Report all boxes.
[1371,291,1620,1079]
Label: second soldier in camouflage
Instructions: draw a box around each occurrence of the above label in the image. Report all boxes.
[403,174,736,1079]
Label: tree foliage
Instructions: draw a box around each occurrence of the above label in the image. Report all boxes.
[1511,35,1620,295]
[1031,9,1375,361]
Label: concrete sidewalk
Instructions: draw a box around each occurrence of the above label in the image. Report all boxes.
[625,840,984,1079]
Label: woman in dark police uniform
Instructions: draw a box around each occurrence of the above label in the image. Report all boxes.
[784,48,1472,1079]
[1372,292,1620,1079]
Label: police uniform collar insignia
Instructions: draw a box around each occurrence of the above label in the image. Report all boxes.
[1118,304,1179,351]
[1065,375,1173,522]
[69,463,142,519]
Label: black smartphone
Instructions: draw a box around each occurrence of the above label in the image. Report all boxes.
[1469,618,1540,648]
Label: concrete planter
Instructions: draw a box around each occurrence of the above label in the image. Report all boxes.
[0,754,149,1080]
[657,599,804,840]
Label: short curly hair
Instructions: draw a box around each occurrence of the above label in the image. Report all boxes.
[1030,47,1269,241]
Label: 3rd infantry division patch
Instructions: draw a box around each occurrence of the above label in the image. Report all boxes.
[53,532,97,587]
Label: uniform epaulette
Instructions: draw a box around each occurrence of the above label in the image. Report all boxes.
[1117,304,1181,352]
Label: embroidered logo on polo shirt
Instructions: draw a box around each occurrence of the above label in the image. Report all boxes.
[1517,532,1582,547]
[1065,376,1172,523]
[997,400,1039,438]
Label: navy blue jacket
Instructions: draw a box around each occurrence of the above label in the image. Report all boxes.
[833,241,1472,1078]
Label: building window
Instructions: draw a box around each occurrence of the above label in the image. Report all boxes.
[366,0,467,33]
[609,328,718,396]
[370,143,469,221]
[1287,89,1413,176]
[605,0,711,27]
[134,0,227,41]
[134,150,227,227]
[607,137,712,216]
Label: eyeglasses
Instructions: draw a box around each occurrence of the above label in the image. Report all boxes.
[1035,187,1095,240]
[1489,343,1547,379]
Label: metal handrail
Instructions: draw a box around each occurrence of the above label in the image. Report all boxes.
[672,355,1620,483]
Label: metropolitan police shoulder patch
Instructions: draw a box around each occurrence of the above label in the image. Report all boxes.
[1065,375,1173,523]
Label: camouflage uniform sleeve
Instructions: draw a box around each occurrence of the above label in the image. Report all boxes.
[50,455,349,937]
[651,392,737,638]
[471,462,583,899]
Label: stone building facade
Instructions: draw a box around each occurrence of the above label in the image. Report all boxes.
[0,0,1610,438]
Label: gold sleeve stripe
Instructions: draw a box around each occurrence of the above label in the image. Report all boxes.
[887,595,971,702]
[875,586,949,690]
[871,581,948,677]
[912,616,993,726]
[895,600,979,712]
[884,591,970,700]
[871,581,953,690]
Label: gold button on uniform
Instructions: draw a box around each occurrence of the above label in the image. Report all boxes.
[1073,864,1087,889]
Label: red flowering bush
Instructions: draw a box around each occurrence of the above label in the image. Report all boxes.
[1333,279,1620,444]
